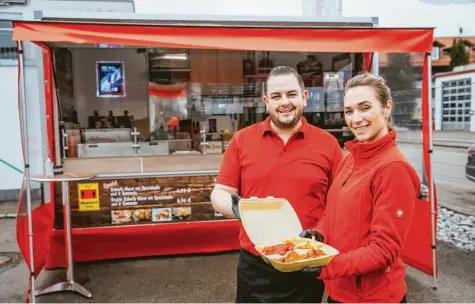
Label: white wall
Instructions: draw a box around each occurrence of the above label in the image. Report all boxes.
[0,66,24,191]
[0,43,45,194]
[435,77,442,130]
[71,48,149,126]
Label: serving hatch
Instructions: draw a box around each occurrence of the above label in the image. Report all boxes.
[239,196,339,272]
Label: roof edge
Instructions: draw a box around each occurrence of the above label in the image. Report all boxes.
[32,10,378,25]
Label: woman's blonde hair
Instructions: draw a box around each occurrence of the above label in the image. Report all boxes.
[344,73,393,129]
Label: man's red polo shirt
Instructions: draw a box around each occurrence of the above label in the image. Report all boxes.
[216,116,343,255]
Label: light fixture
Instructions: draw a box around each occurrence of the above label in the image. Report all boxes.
[159,53,188,60]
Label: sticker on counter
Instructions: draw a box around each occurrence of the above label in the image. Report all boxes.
[152,208,172,222]
[111,210,132,224]
[205,141,223,154]
[172,207,192,220]
[78,183,100,212]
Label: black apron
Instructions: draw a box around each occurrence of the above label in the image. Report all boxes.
[235,249,325,303]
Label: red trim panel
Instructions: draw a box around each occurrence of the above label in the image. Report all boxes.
[45,220,240,268]
[13,22,433,53]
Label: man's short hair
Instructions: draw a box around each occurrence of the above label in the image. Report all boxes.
[265,66,305,95]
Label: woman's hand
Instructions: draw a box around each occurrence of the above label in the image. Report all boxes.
[299,230,325,277]
[302,266,323,277]
[299,229,324,243]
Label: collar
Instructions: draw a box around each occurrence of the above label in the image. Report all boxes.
[344,129,397,160]
[260,116,309,138]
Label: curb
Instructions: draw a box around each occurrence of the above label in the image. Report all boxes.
[438,204,475,218]
[397,140,470,149]
[0,213,17,219]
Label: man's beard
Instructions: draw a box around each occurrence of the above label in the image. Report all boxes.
[269,107,303,129]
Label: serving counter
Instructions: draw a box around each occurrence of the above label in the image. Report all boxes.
[46,154,240,269]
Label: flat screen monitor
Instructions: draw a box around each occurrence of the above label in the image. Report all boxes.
[96,61,126,98]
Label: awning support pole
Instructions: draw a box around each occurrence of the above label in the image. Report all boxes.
[426,53,438,289]
[18,40,36,303]
[49,50,63,169]
[372,52,379,76]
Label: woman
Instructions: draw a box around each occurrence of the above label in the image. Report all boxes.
[300,73,421,303]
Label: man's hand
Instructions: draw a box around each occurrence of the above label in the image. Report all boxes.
[299,229,324,243]
[231,194,242,220]
[210,184,239,219]
[302,266,323,277]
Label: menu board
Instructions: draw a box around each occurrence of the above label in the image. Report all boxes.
[54,174,227,229]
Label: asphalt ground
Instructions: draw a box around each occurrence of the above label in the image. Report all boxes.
[0,218,474,303]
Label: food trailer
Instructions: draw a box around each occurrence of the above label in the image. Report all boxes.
[11,13,437,302]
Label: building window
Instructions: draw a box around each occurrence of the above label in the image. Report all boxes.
[0,22,17,61]
[431,46,440,60]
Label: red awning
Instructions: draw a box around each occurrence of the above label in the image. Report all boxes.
[13,21,433,53]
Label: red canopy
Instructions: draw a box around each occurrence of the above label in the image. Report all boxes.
[12,21,433,53]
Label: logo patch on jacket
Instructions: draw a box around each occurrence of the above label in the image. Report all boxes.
[396,209,404,218]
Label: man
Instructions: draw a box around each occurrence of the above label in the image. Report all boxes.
[211,66,343,303]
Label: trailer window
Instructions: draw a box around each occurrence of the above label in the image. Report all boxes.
[54,46,364,159]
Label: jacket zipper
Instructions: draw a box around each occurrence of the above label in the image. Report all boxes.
[356,275,363,300]
[330,164,354,242]
[341,161,355,187]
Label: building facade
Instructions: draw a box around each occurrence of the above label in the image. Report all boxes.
[434,64,475,132]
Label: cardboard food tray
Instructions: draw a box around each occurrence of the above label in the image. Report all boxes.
[239,197,339,272]
[255,238,339,272]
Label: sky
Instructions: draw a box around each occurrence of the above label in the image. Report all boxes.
[134,0,304,16]
[134,0,475,37]
[343,0,475,37]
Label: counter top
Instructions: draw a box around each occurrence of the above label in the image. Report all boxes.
[63,154,224,175]
[31,172,95,182]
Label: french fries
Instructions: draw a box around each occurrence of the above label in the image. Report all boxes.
[261,237,327,263]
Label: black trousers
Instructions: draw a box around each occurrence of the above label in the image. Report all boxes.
[235,249,325,303]
[327,294,407,303]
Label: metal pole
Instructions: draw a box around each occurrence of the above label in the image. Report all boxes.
[427,53,438,289]
[372,52,379,76]
[62,181,74,282]
[18,41,36,303]
[51,55,62,169]
[371,16,379,76]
